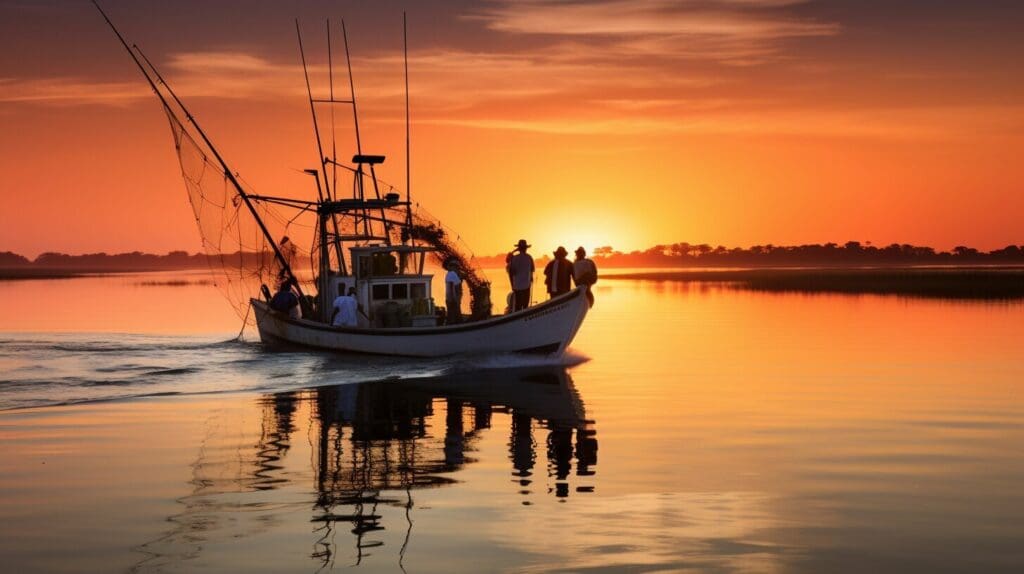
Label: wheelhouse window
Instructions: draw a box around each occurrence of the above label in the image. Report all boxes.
[411,283,426,299]
[392,284,409,299]
[372,284,390,300]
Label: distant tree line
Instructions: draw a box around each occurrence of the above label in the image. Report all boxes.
[0,250,309,270]
[3,241,1024,271]
[475,241,1024,268]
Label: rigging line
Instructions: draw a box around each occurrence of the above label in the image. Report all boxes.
[341,19,363,157]
[236,303,252,340]
[295,20,329,203]
[109,26,307,303]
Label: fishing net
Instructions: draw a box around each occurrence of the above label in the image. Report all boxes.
[162,105,316,323]
[152,64,490,324]
[403,211,492,319]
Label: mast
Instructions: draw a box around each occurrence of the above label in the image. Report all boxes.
[296,21,329,205]
[327,20,337,201]
[297,20,346,292]
[326,20,347,275]
[403,12,413,236]
[91,1,308,306]
[341,20,363,159]
[340,20,371,240]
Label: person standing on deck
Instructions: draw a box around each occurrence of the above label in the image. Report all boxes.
[445,261,463,324]
[331,283,358,327]
[270,277,300,319]
[507,239,534,312]
[573,246,598,308]
[544,246,574,299]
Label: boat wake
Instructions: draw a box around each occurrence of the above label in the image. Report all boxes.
[0,334,588,411]
[446,349,590,374]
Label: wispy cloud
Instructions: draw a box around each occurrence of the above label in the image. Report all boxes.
[11,2,989,142]
[0,52,309,106]
[416,104,1024,139]
[469,0,839,64]
[0,76,148,106]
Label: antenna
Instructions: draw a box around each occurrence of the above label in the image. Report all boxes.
[404,12,413,234]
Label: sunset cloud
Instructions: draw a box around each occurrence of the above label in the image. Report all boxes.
[0,52,307,106]
[0,76,147,106]
[470,0,839,64]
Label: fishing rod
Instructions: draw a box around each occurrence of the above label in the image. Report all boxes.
[91,0,309,308]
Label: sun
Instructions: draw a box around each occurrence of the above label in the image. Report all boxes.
[531,210,639,256]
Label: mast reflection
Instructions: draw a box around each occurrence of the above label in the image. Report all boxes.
[278,366,598,567]
[134,367,597,572]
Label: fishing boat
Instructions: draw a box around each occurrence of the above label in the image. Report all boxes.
[96,4,589,357]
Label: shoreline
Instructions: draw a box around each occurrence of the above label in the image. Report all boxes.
[603,267,1024,299]
[6,265,1024,299]
[0,267,209,280]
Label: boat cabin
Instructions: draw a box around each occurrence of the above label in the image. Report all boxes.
[326,245,438,328]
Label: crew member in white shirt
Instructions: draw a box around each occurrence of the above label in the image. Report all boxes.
[331,283,358,327]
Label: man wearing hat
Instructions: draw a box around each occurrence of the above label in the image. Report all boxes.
[544,246,575,299]
[573,246,598,307]
[506,239,534,311]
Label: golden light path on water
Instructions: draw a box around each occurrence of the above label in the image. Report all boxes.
[1,271,1024,572]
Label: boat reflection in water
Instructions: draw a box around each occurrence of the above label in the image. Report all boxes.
[305,366,597,566]
[134,365,597,571]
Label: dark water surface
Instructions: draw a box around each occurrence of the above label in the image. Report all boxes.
[2,273,1024,572]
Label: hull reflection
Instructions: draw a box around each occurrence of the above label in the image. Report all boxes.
[303,367,598,566]
[134,367,597,572]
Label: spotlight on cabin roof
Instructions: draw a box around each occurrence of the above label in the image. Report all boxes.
[353,154,385,165]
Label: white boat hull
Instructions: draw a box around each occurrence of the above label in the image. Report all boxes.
[252,286,589,357]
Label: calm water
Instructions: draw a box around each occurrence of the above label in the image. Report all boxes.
[2,271,1024,573]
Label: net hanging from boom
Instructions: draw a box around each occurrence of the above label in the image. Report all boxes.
[167,99,492,321]
[163,104,315,322]
[96,4,493,326]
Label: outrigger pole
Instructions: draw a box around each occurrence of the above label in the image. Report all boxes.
[92,1,309,308]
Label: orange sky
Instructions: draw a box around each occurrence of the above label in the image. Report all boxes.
[1,0,1022,258]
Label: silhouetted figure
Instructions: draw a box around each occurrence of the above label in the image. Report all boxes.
[269,277,300,319]
[547,426,574,482]
[507,239,534,311]
[444,261,463,324]
[572,246,598,307]
[472,403,492,431]
[510,411,535,489]
[576,426,598,476]
[444,399,465,467]
[544,246,574,298]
